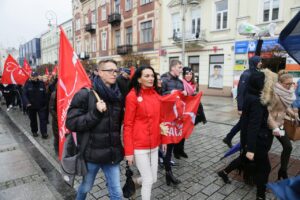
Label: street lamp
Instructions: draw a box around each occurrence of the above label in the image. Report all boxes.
[181,0,199,66]
[45,10,58,64]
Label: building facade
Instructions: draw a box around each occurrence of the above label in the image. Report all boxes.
[160,0,300,96]
[72,0,161,71]
[0,46,19,75]
[72,0,300,96]
[41,19,73,65]
[19,38,41,68]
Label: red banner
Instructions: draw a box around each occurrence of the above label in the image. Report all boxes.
[23,58,32,76]
[160,91,202,144]
[57,27,92,159]
[2,54,29,85]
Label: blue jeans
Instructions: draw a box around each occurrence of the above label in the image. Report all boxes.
[76,162,122,200]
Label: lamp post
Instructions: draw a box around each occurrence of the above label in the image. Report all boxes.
[45,10,58,64]
[181,0,199,66]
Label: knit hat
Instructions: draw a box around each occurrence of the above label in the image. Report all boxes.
[183,67,193,76]
[249,56,262,70]
[31,71,39,77]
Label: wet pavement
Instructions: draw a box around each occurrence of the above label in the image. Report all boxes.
[1,96,300,200]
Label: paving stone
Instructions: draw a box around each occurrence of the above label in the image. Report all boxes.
[202,183,221,196]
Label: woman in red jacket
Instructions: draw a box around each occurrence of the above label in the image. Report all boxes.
[123,66,167,200]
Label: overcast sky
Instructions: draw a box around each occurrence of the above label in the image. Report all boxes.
[0,0,72,49]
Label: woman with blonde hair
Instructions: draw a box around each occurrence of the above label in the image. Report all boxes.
[268,70,298,180]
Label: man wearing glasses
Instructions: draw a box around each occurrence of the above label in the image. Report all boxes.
[66,59,124,200]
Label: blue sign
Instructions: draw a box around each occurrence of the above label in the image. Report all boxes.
[235,38,284,54]
[235,41,249,54]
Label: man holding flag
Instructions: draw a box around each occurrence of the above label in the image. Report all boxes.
[66,59,124,200]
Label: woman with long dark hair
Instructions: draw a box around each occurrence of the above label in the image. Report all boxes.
[123,66,167,200]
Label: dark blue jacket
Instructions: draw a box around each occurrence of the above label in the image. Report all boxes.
[161,72,184,95]
[237,56,261,111]
[23,80,47,109]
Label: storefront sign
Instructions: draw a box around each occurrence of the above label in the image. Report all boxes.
[235,41,249,54]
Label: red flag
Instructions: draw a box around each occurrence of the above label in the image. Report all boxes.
[52,65,57,76]
[2,54,29,85]
[57,27,92,159]
[160,91,202,144]
[130,66,135,79]
[23,58,32,76]
[45,67,49,75]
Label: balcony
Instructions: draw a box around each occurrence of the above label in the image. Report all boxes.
[172,29,206,49]
[78,52,90,60]
[85,23,96,34]
[108,13,121,26]
[117,45,133,55]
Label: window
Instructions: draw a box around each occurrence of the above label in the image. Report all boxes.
[91,11,96,24]
[140,21,152,43]
[140,0,152,6]
[215,0,228,30]
[102,5,107,21]
[76,18,81,31]
[102,32,107,51]
[125,0,132,11]
[126,26,133,45]
[115,30,121,48]
[172,13,181,34]
[92,38,96,53]
[115,0,120,13]
[191,9,201,35]
[263,0,279,22]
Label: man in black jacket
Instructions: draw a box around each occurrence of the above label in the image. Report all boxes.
[223,56,262,148]
[116,67,131,101]
[23,72,48,138]
[161,60,187,186]
[66,59,123,200]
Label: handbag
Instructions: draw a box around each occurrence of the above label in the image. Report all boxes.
[61,89,103,186]
[284,117,300,141]
[122,161,136,198]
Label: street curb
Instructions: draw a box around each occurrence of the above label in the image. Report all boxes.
[0,107,61,174]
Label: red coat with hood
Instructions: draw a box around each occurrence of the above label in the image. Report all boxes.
[123,88,163,156]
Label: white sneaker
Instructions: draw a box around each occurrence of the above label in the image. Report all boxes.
[7,105,13,112]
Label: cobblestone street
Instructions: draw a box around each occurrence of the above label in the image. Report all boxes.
[1,96,300,200]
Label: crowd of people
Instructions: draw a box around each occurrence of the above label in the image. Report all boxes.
[0,56,299,200]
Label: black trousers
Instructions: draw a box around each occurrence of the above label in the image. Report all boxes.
[276,134,292,172]
[52,117,59,155]
[3,93,13,108]
[174,139,185,155]
[164,144,175,171]
[28,108,48,134]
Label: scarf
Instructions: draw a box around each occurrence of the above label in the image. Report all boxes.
[93,76,122,102]
[182,79,196,96]
[274,82,295,108]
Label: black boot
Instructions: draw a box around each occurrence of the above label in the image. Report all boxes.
[180,151,188,158]
[222,138,232,148]
[166,170,181,186]
[217,170,231,184]
[278,169,288,180]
